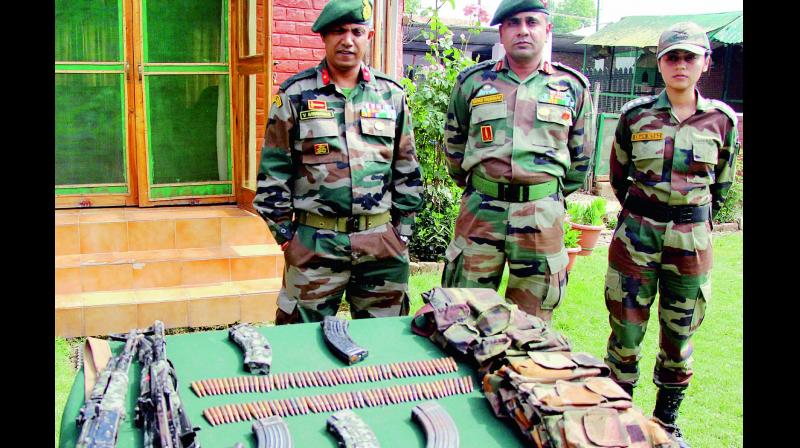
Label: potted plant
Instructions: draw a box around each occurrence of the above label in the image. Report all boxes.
[563,222,582,272]
[567,197,606,256]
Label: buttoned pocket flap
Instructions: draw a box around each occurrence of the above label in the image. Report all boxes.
[361,117,396,137]
[298,117,339,139]
[537,104,573,126]
[529,351,577,369]
[580,408,630,447]
[470,102,507,124]
[692,139,719,164]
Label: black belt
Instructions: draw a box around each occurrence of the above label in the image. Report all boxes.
[623,195,710,224]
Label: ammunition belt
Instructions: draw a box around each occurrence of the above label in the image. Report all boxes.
[190,357,458,397]
[623,194,711,224]
[202,375,474,426]
[296,210,392,233]
[470,175,559,202]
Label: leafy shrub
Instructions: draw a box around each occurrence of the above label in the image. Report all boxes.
[401,12,481,262]
[563,222,581,248]
[567,197,607,226]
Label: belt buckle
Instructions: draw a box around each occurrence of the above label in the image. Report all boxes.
[346,216,360,233]
[674,207,694,224]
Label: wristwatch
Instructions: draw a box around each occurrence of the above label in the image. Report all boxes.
[399,234,409,244]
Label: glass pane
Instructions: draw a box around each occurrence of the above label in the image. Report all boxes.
[243,0,260,57]
[148,75,230,184]
[56,73,126,185]
[55,0,121,62]
[242,73,264,191]
[146,0,226,63]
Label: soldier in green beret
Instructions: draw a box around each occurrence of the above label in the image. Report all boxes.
[603,22,740,447]
[253,0,424,323]
[442,0,594,322]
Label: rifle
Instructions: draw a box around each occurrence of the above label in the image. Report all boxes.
[75,330,141,448]
[135,320,201,448]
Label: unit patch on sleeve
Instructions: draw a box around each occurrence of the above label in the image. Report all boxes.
[631,132,664,142]
[481,125,494,143]
[272,94,282,108]
[314,143,330,155]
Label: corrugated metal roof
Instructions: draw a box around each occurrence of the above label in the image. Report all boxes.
[709,15,742,44]
[576,11,742,48]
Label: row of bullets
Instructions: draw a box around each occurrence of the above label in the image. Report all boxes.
[202,375,474,426]
[191,357,458,397]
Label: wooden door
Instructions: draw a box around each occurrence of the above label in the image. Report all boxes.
[55,0,138,208]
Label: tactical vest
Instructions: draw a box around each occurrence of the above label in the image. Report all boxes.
[412,288,679,448]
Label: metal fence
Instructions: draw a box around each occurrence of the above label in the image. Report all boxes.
[584,68,662,114]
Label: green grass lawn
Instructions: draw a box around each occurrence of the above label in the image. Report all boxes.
[56,232,742,447]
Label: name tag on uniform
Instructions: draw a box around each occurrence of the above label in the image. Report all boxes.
[300,110,335,120]
[471,93,504,107]
[481,125,494,142]
[631,132,664,142]
[314,143,330,155]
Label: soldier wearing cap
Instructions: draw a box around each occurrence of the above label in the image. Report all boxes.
[603,22,740,446]
[442,0,594,321]
[253,0,423,323]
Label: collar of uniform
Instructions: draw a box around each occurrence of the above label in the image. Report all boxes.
[493,56,553,75]
[316,59,373,89]
[654,88,711,111]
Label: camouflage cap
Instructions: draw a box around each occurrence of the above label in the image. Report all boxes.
[490,0,549,26]
[657,22,710,59]
[311,0,373,33]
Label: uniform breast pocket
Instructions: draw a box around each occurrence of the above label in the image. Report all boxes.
[631,139,665,180]
[360,117,396,163]
[533,103,572,150]
[688,138,720,184]
[298,118,343,164]
[469,102,507,148]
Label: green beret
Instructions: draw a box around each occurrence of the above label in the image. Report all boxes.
[490,0,549,26]
[311,0,373,33]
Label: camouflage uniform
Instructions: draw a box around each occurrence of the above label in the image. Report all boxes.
[442,56,594,319]
[605,90,739,389]
[253,59,423,322]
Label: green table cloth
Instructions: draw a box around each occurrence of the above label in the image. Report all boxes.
[59,316,527,447]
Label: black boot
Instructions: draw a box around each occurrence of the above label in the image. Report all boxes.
[653,388,690,448]
[617,381,634,398]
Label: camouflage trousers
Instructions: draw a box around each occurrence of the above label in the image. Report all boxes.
[277,222,410,323]
[604,209,712,389]
[442,187,569,320]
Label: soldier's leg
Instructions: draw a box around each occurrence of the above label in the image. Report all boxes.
[442,188,507,290]
[280,224,351,323]
[604,211,665,390]
[654,220,713,389]
[505,195,568,320]
[347,224,411,318]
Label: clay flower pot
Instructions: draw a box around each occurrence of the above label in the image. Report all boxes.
[566,246,582,272]
[570,222,604,256]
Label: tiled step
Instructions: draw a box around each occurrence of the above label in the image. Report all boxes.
[55,278,283,337]
[55,205,275,256]
[55,244,284,294]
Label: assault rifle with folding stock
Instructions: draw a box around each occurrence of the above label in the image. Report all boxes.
[75,330,141,448]
[135,320,202,448]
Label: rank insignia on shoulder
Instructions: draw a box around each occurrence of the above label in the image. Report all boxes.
[308,100,328,110]
[471,93,504,107]
[300,110,335,120]
[314,143,330,155]
[272,94,282,108]
[481,125,494,143]
[360,103,396,119]
[631,131,664,142]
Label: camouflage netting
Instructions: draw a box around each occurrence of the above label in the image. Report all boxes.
[411,287,679,448]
